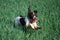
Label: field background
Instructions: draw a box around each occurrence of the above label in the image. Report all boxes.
[0,0,60,40]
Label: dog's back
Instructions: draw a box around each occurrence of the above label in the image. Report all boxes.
[14,16,30,27]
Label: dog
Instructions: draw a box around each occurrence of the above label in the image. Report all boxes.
[14,6,41,30]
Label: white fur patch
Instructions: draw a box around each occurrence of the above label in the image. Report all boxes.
[25,17,29,27]
[14,16,21,26]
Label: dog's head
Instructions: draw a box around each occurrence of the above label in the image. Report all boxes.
[28,10,37,20]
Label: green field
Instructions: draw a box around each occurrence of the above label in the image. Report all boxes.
[0,0,60,40]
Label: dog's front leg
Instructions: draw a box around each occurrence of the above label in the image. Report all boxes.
[29,22,41,30]
[32,22,41,29]
[29,22,39,29]
[29,23,35,29]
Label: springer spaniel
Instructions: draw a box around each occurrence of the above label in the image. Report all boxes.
[14,7,41,30]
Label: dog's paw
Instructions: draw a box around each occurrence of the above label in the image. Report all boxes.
[37,26,42,29]
[35,26,42,30]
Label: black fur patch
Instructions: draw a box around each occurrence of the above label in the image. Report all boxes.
[28,12,33,19]
[20,17,26,26]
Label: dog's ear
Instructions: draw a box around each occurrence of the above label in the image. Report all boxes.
[34,10,37,17]
[28,6,31,13]
[34,10,37,13]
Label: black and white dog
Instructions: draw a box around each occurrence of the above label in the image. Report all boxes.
[14,7,41,30]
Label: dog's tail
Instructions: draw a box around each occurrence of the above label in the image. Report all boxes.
[28,5,31,14]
